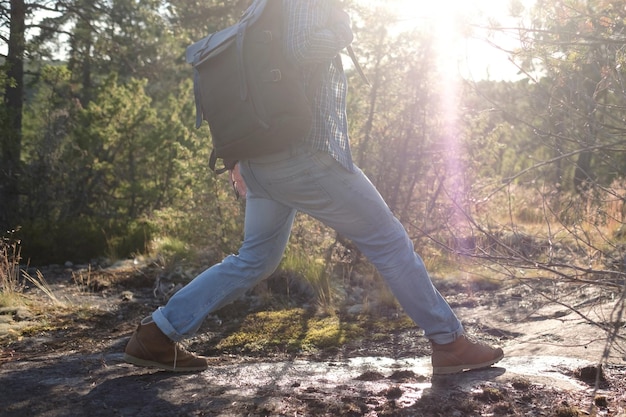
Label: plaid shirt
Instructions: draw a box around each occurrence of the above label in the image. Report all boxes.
[283,0,355,172]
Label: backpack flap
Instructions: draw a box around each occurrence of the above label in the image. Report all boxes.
[186,0,268,129]
[187,27,239,129]
[186,26,237,67]
[185,0,267,66]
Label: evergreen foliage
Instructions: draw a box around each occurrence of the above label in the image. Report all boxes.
[0,0,624,275]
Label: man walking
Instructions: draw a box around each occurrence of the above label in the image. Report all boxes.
[124,0,503,375]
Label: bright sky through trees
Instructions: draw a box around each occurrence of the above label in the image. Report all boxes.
[361,0,536,81]
[2,1,535,80]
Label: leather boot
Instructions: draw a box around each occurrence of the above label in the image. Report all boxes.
[431,335,504,375]
[124,317,208,372]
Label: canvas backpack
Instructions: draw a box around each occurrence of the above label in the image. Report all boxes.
[186,0,368,173]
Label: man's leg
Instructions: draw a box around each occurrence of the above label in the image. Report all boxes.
[299,153,503,373]
[152,198,297,341]
[242,149,462,342]
[125,196,297,370]
[240,148,502,373]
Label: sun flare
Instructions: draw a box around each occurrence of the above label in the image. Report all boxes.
[360,0,535,80]
[390,0,474,21]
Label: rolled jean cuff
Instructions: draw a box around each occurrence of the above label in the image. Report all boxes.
[427,325,465,345]
[152,307,184,342]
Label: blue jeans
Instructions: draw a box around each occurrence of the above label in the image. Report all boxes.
[153,145,464,345]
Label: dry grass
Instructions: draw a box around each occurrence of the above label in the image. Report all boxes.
[440,181,626,275]
[0,233,25,307]
[22,270,65,306]
[1,232,65,309]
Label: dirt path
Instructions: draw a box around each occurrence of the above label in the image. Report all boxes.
[1,263,624,416]
[0,347,620,416]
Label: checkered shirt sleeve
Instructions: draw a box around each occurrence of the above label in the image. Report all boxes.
[283,0,356,172]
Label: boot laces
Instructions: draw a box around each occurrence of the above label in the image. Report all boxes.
[172,341,196,371]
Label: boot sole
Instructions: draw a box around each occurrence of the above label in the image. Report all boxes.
[432,352,504,375]
[123,353,208,372]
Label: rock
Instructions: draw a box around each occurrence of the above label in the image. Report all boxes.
[347,304,365,315]
[120,291,134,301]
[0,307,34,321]
[14,307,34,321]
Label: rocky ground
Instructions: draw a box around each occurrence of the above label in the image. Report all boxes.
[1,260,625,416]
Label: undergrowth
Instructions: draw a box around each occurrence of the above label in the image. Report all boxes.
[0,232,24,307]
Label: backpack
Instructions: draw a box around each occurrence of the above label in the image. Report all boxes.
[186,0,310,173]
[186,0,369,173]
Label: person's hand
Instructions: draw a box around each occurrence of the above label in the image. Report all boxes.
[229,162,247,200]
[330,7,353,46]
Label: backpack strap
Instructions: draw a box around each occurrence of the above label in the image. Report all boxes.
[347,45,370,86]
[236,23,248,101]
[209,149,237,174]
[193,69,203,128]
[307,45,369,100]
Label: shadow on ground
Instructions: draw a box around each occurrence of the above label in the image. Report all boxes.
[1,347,620,417]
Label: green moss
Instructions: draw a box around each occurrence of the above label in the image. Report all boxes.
[302,315,362,349]
[216,308,363,353]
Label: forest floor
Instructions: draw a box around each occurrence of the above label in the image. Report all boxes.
[0,259,625,417]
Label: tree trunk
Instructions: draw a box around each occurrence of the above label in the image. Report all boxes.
[1,0,26,231]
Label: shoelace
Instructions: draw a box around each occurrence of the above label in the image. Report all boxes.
[173,344,178,371]
[172,342,197,371]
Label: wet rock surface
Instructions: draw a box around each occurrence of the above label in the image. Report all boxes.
[1,262,625,416]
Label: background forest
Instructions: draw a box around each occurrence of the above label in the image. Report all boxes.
[1,0,625,352]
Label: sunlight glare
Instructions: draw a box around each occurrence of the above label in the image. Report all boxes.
[362,0,535,81]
